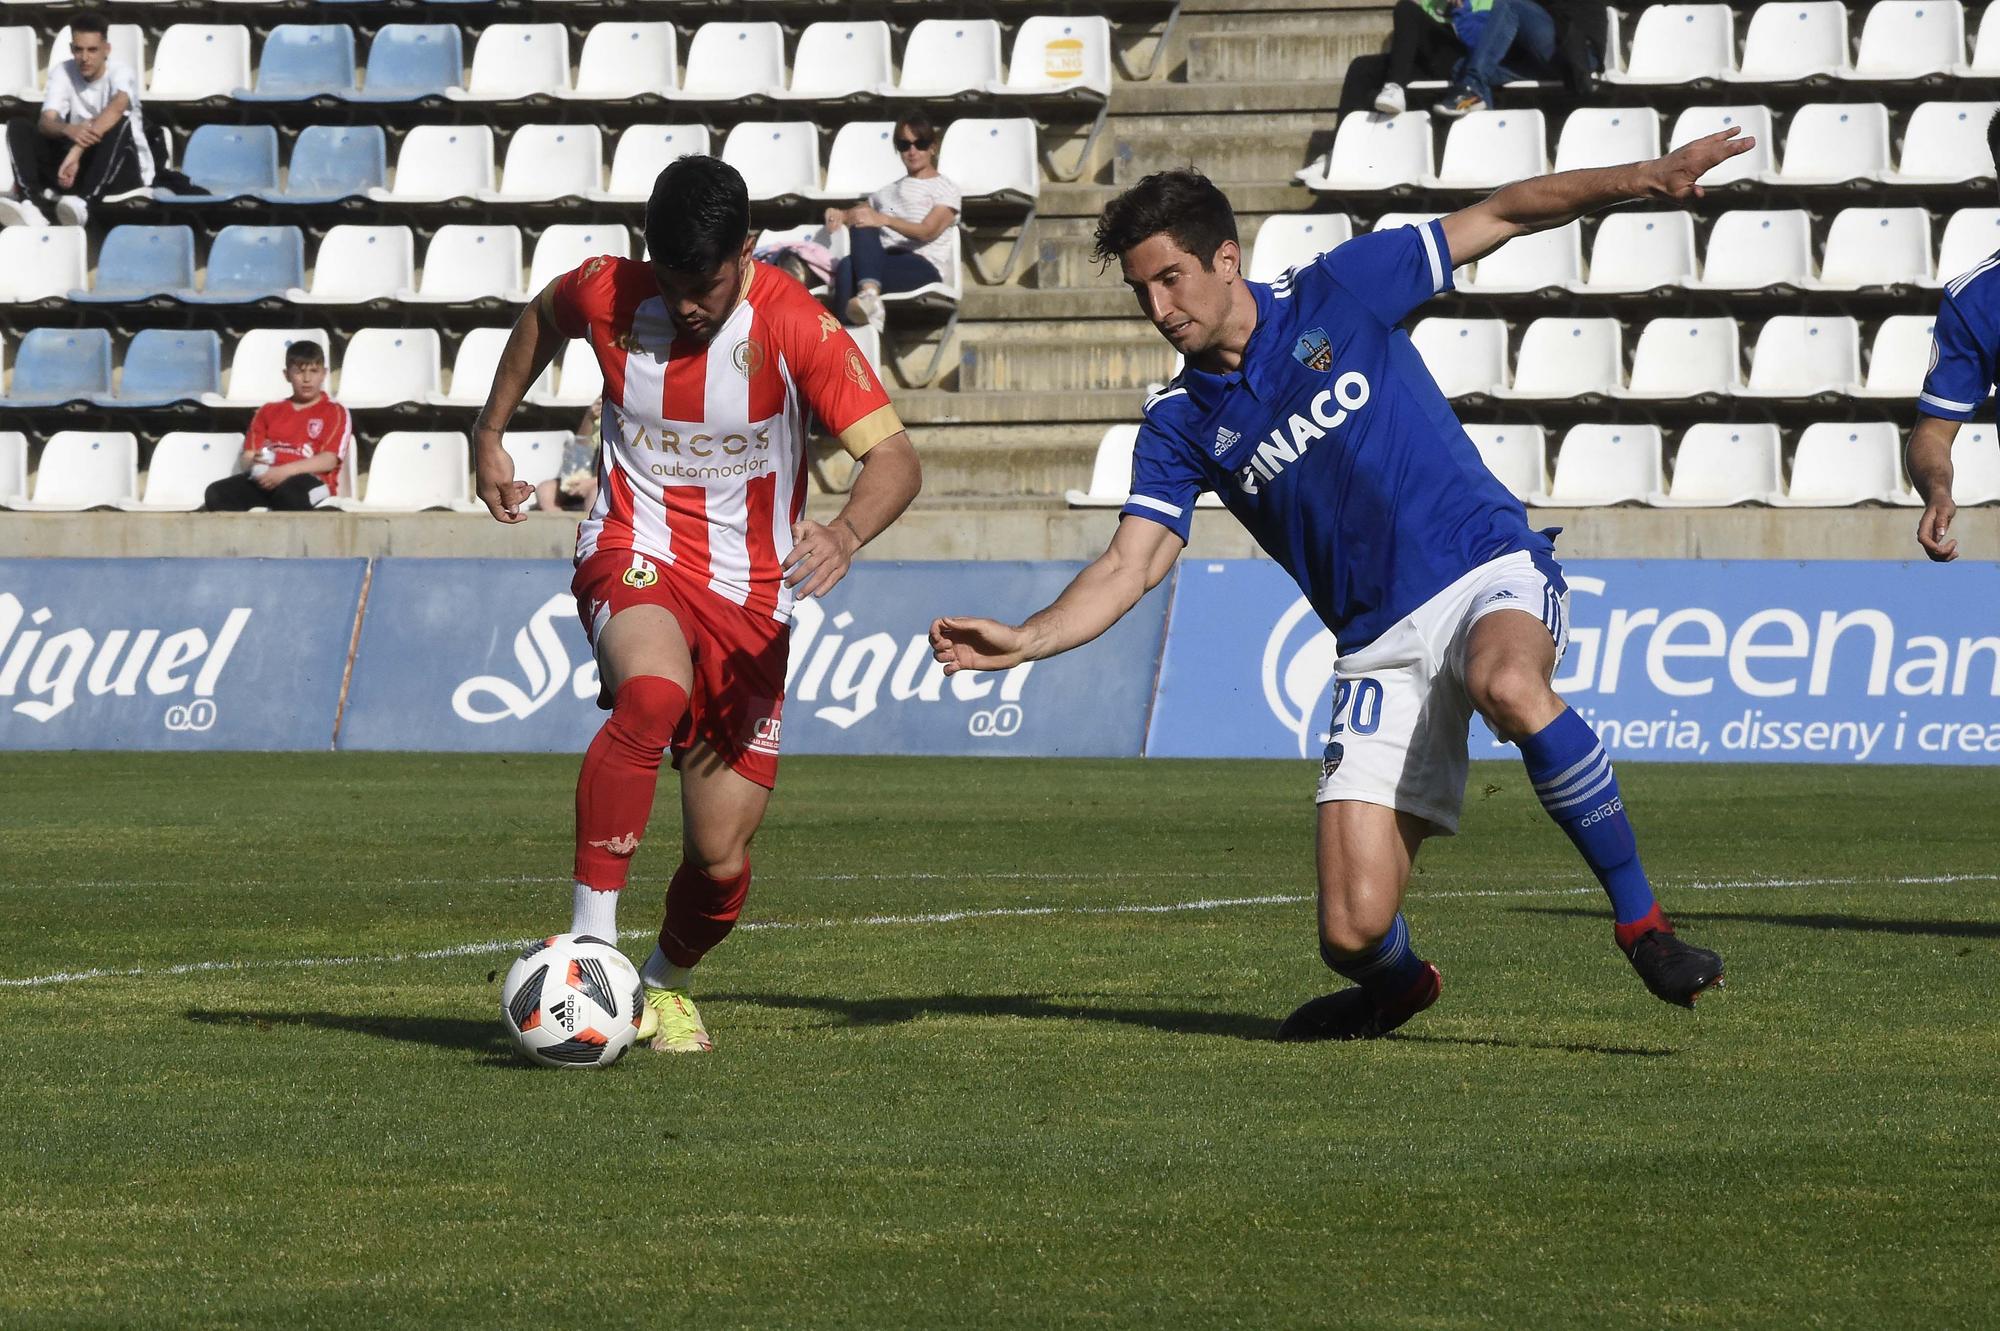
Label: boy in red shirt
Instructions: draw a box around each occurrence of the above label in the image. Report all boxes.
[202,340,352,512]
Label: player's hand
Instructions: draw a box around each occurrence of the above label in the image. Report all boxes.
[929,617,1029,674]
[474,436,531,524]
[783,518,860,598]
[1644,127,1756,202]
[1918,494,1959,562]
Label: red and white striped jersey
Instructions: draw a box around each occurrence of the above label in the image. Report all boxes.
[544,256,902,622]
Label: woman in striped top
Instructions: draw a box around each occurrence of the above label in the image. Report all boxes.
[824,112,961,333]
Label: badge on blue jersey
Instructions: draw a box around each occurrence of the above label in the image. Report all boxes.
[1293,328,1333,373]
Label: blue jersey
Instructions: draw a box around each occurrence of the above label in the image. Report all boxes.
[1919,252,2000,422]
[1122,219,1554,652]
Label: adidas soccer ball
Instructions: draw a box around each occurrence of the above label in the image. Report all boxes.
[500,933,644,1069]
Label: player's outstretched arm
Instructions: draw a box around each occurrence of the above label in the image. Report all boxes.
[1908,414,1961,562]
[472,283,569,524]
[1440,127,1758,269]
[930,516,1183,673]
[784,432,923,598]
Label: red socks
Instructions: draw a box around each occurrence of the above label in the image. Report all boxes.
[1614,901,1672,953]
[573,676,689,890]
[659,859,753,967]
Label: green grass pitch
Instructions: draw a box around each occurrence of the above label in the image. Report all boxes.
[4,753,1997,1329]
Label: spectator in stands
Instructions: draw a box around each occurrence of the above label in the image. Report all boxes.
[535,403,601,514]
[4,12,153,226]
[202,341,351,513]
[1548,0,1607,99]
[1338,0,1472,118]
[824,113,960,333]
[1434,0,1563,118]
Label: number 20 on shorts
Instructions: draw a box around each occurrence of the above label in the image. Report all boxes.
[1329,678,1383,737]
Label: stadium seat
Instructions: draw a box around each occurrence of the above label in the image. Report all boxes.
[1962,0,2000,70]
[780,21,892,101]
[1464,424,1545,500]
[527,339,605,408]
[5,328,111,405]
[1066,423,1140,506]
[449,23,570,100]
[878,226,964,309]
[848,323,884,375]
[1609,5,1736,82]
[1852,315,1937,397]
[936,117,1043,278]
[1739,315,1863,396]
[432,327,552,407]
[721,122,822,202]
[1728,2,1852,80]
[1769,103,1891,184]
[0,27,35,101]
[481,124,602,201]
[565,22,677,101]
[526,224,633,293]
[1619,318,1743,398]
[156,124,279,202]
[819,122,902,200]
[375,125,494,202]
[145,24,251,102]
[1887,101,2000,184]
[205,328,333,408]
[2,431,138,511]
[1465,222,1582,293]
[115,431,243,512]
[1411,319,1509,397]
[1952,424,2000,503]
[0,225,82,302]
[1939,208,2000,279]
[503,430,568,491]
[887,19,1003,98]
[1852,0,1967,78]
[1247,214,1356,282]
[1693,211,1816,289]
[1818,208,1934,289]
[401,226,525,304]
[176,225,304,304]
[0,431,25,506]
[266,124,384,203]
[344,432,470,512]
[335,328,442,408]
[1299,111,1433,190]
[348,23,462,102]
[110,329,221,406]
[238,24,357,100]
[1775,422,1905,504]
[1432,110,1548,188]
[1666,106,1773,185]
[1497,318,1624,398]
[1552,108,1661,172]
[287,225,414,304]
[1579,212,1698,292]
[594,125,711,203]
[1653,424,1783,505]
[1536,425,1664,505]
[671,23,785,101]
[993,16,1113,99]
[69,225,195,303]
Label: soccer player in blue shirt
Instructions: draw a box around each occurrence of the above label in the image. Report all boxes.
[1907,111,2000,563]
[930,130,1752,1039]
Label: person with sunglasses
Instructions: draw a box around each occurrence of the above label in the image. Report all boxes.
[824,113,960,334]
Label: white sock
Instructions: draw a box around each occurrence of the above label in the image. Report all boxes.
[640,945,694,992]
[570,880,619,940]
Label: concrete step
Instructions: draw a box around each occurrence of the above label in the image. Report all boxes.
[956,322,1176,392]
[1185,21,1388,86]
[1115,80,1344,116]
[1112,117,1325,186]
[962,285,1141,321]
[1037,179,1313,221]
[902,429,1101,498]
[894,387,1147,426]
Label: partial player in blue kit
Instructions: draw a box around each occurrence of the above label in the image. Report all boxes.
[931,131,1753,1038]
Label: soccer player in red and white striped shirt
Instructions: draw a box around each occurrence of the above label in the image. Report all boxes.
[474,156,923,1053]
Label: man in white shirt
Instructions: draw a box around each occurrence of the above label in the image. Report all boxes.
[5,13,153,226]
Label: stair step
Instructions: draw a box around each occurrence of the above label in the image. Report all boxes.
[1186,25,1390,85]
[958,333,1177,392]
[895,387,1147,425]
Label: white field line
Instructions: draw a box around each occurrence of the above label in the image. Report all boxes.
[3,872,1995,991]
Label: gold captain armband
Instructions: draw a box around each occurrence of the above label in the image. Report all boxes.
[837,404,903,459]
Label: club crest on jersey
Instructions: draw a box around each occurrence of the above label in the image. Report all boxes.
[1293,328,1334,373]
[580,256,608,281]
[733,338,766,378]
[307,419,324,439]
[845,350,870,390]
[621,563,659,589]
[1213,425,1241,458]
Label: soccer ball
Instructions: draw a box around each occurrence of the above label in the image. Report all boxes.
[500,933,644,1069]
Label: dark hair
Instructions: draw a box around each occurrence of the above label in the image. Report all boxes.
[1093,170,1238,269]
[69,13,110,39]
[894,111,938,147]
[285,340,325,366]
[645,155,750,275]
[1989,109,2000,187]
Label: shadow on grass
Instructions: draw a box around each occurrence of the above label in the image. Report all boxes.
[707,991,1281,1041]
[1389,1032,1677,1058]
[1516,905,2000,941]
[186,1008,515,1060]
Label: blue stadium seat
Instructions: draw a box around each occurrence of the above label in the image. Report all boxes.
[69,226,196,303]
[176,226,306,304]
[7,329,113,406]
[238,24,359,101]
[346,24,463,101]
[155,125,280,202]
[266,125,386,202]
[104,330,223,407]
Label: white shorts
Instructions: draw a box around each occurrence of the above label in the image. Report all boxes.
[1314,549,1568,835]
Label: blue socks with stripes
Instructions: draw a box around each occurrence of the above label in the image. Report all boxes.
[1518,706,1658,927]
[1321,911,1431,997]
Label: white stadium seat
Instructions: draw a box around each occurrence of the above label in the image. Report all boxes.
[1938,208,2000,280]
[819,121,902,200]
[373,125,495,202]
[1819,207,1934,289]
[566,22,677,100]
[287,225,413,304]
[0,226,87,301]
[146,24,251,101]
[1853,315,1938,398]
[721,121,822,202]
[780,21,893,101]
[1654,424,1782,506]
[1963,0,2000,71]
[993,16,1112,98]
[1463,222,1581,293]
[1739,315,1863,396]
[1952,424,2000,503]
[1409,318,1509,398]
[336,328,442,408]
[672,23,785,100]
[0,431,24,505]
[528,339,606,409]
[1887,101,2000,184]
[4,431,138,511]
[504,431,570,491]
[1853,0,1967,78]
[1552,108,1660,172]
[0,27,35,100]
[526,224,633,293]
[1432,109,1548,188]
[1066,423,1139,507]
[1693,210,1816,290]
[1464,424,1546,500]
[1666,106,1773,185]
[1300,111,1433,190]
[204,328,333,408]
[401,225,525,304]
[1248,214,1355,282]
[1580,212,1698,292]
[432,327,553,407]
[938,117,1042,205]
[345,432,471,512]
[115,431,244,512]
[594,124,711,203]
[1536,425,1664,506]
[1775,423,1905,505]
[1769,103,1891,185]
[888,19,1003,97]
[1611,5,1736,82]
[450,23,571,100]
[482,124,602,201]
[1729,2,1852,80]
[1497,318,1624,398]
[1620,318,1743,398]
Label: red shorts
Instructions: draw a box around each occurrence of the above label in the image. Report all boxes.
[572,548,789,789]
